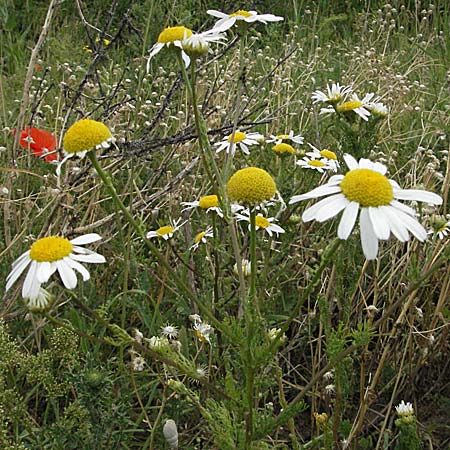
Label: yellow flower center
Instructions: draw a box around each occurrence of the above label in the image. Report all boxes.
[157,26,193,44]
[198,194,219,209]
[194,231,206,244]
[30,236,73,262]
[227,167,276,205]
[273,143,295,154]
[320,149,337,160]
[63,119,112,154]
[255,216,270,229]
[337,101,363,112]
[277,134,290,140]
[308,160,325,167]
[230,10,252,18]
[196,330,208,343]
[227,131,247,143]
[157,226,174,236]
[340,169,393,207]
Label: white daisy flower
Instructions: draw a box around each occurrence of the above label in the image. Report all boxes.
[131,353,146,372]
[266,130,304,145]
[235,212,285,237]
[214,130,263,155]
[312,82,352,104]
[395,400,414,417]
[147,26,193,70]
[6,233,105,300]
[207,9,283,30]
[160,324,179,339]
[193,318,213,344]
[335,93,376,121]
[306,144,339,171]
[147,336,170,349]
[182,194,223,217]
[289,154,442,260]
[296,156,335,173]
[146,218,185,240]
[190,227,214,251]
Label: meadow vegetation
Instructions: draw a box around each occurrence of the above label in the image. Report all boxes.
[0,0,449,448]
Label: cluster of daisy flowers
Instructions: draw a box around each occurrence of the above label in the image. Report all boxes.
[312,82,388,121]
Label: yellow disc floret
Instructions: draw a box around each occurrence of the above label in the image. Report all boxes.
[227,131,247,143]
[30,236,73,262]
[63,119,112,154]
[198,195,219,209]
[194,231,206,243]
[255,216,270,229]
[227,167,276,204]
[340,169,393,207]
[320,149,337,160]
[157,26,193,44]
[308,160,325,167]
[337,101,363,113]
[157,226,174,236]
[272,143,295,154]
[230,10,253,18]
[276,134,290,140]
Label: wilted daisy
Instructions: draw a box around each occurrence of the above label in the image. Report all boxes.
[227,167,277,205]
[214,130,263,155]
[312,82,352,105]
[289,154,442,260]
[306,144,339,171]
[23,287,53,312]
[6,233,105,300]
[235,212,285,237]
[296,156,335,173]
[181,27,228,61]
[160,324,179,339]
[267,130,304,145]
[207,9,283,30]
[233,259,252,277]
[146,218,185,240]
[147,336,170,349]
[57,119,114,175]
[190,365,209,384]
[367,101,388,118]
[190,227,214,251]
[395,400,414,417]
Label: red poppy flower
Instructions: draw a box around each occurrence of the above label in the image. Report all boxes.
[16,126,58,162]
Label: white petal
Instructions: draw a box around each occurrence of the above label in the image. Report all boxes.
[65,257,90,281]
[368,207,390,240]
[393,189,442,205]
[71,252,106,264]
[206,9,228,18]
[372,162,387,174]
[11,250,31,269]
[337,201,359,239]
[393,209,428,241]
[302,194,345,222]
[359,158,373,169]
[240,143,250,155]
[314,194,349,222]
[328,174,345,185]
[56,260,78,289]
[360,208,379,260]
[289,184,342,203]
[22,261,38,298]
[382,206,410,242]
[343,154,358,170]
[390,200,417,216]
[36,261,56,283]
[181,50,191,68]
[70,233,102,245]
[6,255,32,291]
